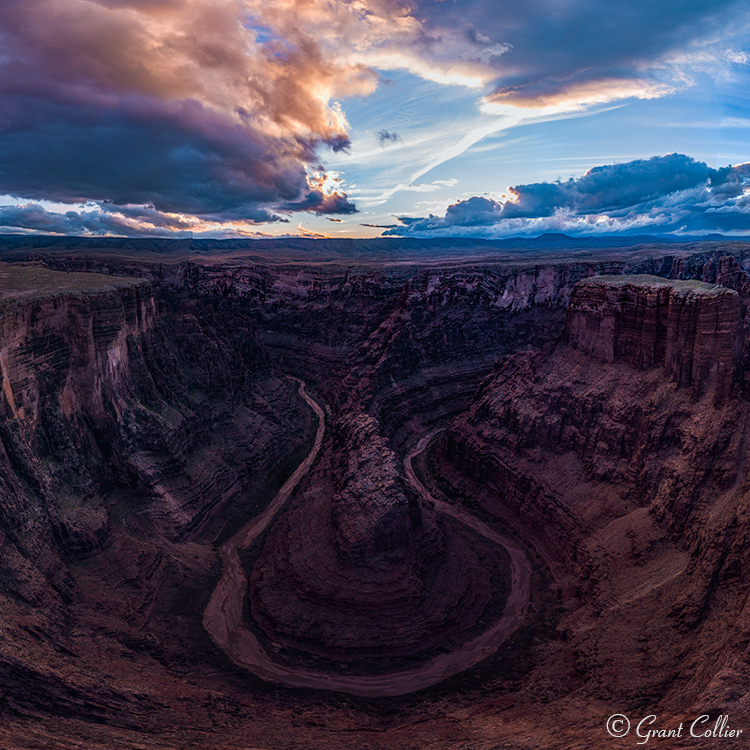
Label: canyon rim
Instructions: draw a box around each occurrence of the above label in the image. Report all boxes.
[0,236,747,748]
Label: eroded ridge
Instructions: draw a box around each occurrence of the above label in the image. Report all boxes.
[204,387,530,697]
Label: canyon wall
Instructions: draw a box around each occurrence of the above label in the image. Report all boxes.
[0,267,307,550]
[15,243,750,445]
[1,242,750,749]
[0,273,156,562]
[566,275,742,400]
[0,263,316,736]
[438,273,750,720]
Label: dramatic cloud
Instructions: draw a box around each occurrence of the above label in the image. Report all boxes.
[0,203,194,237]
[0,0,437,227]
[415,0,749,111]
[385,155,750,238]
[0,0,520,233]
[0,0,747,236]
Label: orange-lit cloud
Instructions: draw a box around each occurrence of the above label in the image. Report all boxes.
[423,0,747,111]
[483,78,675,112]
[0,0,514,232]
[0,0,747,237]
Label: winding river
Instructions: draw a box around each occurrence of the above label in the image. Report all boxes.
[202,379,531,697]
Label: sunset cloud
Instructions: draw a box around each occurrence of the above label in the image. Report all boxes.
[482,78,676,113]
[0,0,748,237]
[0,203,195,237]
[0,0,519,230]
[420,0,748,111]
[0,0,396,223]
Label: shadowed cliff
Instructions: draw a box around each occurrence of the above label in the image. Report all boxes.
[438,274,750,735]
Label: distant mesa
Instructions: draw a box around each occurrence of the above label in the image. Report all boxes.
[535,232,575,241]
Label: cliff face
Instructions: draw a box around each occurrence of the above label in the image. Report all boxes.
[0,277,155,424]
[566,275,741,400]
[0,264,316,739]
[0,268,308,551]
[439,274,750,723]
[0,276,156,561]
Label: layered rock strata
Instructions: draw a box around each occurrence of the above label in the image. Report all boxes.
[22,242,750,447]
[0,263,312,727]
[566,274,741,400]
[247,408,511,673]
[0,265,307,547]
[0,265,156,559]
[439,274,750,718]
[4,245,750,749]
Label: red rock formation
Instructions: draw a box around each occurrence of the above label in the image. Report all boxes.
[439,274,750,734]
[565,275,741,401]
[0,263,315,736]
[3,245,750,749]
[0,268,308,546]
[248,407,511,672]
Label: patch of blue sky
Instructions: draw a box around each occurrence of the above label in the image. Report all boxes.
[323,54,750,236]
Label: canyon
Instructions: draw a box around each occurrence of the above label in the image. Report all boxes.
[1,235,750,748]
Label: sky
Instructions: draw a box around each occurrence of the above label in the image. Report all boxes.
[0,0,749,240]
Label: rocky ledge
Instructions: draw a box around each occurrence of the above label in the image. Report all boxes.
[565,274,741,401]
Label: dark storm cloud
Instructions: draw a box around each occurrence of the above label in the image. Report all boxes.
[414,0,747,108]
[281,190,357,215]
[0,0,365,223]
[385,155,750,238]
[0,102,288,221]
